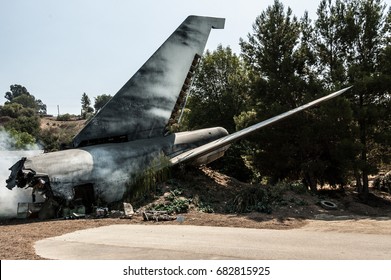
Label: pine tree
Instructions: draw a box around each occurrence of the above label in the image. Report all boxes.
[315,0,391,199]
[81,92,94,119]
[239,0,354,190]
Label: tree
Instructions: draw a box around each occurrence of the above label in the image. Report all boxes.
[239,0,306,183]
[1,85,43,138]
[347,0,391,199]
[314,0,391,199]
[4,84,29,102]
[315,0,348,88]
[81,92,94,119]
[4,84,47,115]
[0,127,36,150]
[94,94,112,112]
[186,45,249,133]
[184,45,253,181]
[239,0,355,190]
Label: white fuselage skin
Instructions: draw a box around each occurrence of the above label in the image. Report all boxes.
[23,127,228,203]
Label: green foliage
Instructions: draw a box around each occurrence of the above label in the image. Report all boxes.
[124,155,172,202]
[226,180,310,214]
[94,94,112,112]
[312,0,391,197]
[4,84,46,115]
[0,103,31,118]
[240,0,301,88]
[288,181,308,195]
[0,127,36,150]
[150,189,191,214]
[186,45,250,133]
[197,201,214,213]
[39,126,74,152]
[227,186,273,214]
[4,84,29,102]
[229,0,391,195]
[4,115,40,137]
[1,85,45,140]
[238,0,352,190]
[81,92,94,119]
[12,94,37,109]
[185,45,253,181]
[56,114,72,121]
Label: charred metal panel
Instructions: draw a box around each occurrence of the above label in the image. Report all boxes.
[73,16,225,148]
[6,157,27,190]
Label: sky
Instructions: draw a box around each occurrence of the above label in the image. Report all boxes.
[1,0,390,115]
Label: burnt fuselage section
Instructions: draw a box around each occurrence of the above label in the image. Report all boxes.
[6,127,229,205]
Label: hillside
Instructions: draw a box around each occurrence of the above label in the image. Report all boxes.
[40,117,85,137]
[39,117,86,150]
[136,166,391,221]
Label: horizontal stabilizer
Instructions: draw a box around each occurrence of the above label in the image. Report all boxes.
[170,87,352,165]
[73,16,225,147]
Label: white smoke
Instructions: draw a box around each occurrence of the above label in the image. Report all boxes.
[0,130,43,218]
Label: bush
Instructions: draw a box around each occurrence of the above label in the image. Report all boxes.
[149,189,191,214]
[57,114,72,121]
[1,127,36,150]
[227,186,272,214]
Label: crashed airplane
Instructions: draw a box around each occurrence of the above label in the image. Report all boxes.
[5,16,350,216]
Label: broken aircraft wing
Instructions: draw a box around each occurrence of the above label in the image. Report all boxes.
[72,16,225,148]
[169,87,352,165]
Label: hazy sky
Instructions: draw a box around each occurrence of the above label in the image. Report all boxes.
[1,0,390,115]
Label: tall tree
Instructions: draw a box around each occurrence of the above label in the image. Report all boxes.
[315,0,348,88]
[346,0,391,199]
[239,0,306,184]
[4,84,47,115]
[239,0,354,190]
[315,0,391,199]
[1,85,43,137]
[185,45,249,133]
[81,92,94,119]
[184,45,253,181]
[240,0,303,108]
[4,84,29,102]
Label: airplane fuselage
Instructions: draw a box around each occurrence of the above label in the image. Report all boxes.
[11,127,228,204]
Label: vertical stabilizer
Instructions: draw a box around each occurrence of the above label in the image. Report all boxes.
[73,16,225,147]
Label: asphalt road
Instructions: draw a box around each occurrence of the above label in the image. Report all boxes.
[35,223,391,259]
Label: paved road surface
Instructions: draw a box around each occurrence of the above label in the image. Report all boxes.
[35,223,391,259]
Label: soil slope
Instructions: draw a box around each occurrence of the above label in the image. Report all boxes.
[1,167,390,260]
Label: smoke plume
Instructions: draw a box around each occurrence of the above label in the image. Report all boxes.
[0,130,43,218]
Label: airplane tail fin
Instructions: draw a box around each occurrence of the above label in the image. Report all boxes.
[73,16,225,148]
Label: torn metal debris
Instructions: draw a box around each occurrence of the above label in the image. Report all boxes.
[142,210,176,222]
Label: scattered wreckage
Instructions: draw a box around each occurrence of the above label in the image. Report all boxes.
[15,198,181,222]
[16,200,134,220]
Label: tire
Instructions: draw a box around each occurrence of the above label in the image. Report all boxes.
[320,200,337,210]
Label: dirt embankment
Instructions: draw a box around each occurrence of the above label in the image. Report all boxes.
[1,167,391,260]
[40,117,85,136]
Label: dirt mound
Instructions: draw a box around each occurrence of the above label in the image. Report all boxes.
[138,166,391,220]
